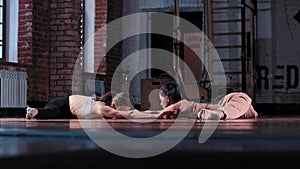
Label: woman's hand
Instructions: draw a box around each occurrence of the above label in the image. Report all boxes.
[156,100,195,119]
[156,109,178,119]
[156,101,182,119]
[162,100,191,113]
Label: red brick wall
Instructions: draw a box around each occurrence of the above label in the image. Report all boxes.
[29,0,50,102]
[17,0,51,103]
[95,0,107,75]
[18,0,33,65]
[49,0,83,98]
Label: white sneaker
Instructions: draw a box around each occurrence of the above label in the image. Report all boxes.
[26,107,38,119]
[198,109,222,120]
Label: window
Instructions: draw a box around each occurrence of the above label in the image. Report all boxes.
[0,0,18,62]
[0,0,5,59]
[83,0,95,73]
[82,0,107,74]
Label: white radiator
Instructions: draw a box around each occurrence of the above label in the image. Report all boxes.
[0,70,27,108]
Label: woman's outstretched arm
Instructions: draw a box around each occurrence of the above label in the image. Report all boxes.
[92,102,163,119]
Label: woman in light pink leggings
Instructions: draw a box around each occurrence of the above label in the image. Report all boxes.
[215,92,258,119]
[162,92,258,120]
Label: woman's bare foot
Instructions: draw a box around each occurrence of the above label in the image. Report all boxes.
[26,107,38,119]
[198,109,224,120]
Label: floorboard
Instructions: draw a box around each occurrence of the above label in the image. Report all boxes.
[1,116,300,168]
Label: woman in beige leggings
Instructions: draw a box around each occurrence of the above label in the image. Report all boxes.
[162,92,258,120]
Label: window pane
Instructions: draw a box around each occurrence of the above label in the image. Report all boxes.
[0,0,3,59]
[0,8,2,22]
[0,25,2,40]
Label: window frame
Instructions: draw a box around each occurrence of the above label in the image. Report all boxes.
[0,0,6,60]
[0,0,19,63]
[82,0,95,73]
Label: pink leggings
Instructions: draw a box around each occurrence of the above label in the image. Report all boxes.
[217,92,258,119]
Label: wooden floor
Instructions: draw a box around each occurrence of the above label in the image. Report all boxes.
[1,116,300,168]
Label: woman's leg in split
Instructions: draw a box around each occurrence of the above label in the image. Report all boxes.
[27,96,76,119]
[217,92,254,119]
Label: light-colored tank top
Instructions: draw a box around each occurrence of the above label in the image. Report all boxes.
[69,95,103,119]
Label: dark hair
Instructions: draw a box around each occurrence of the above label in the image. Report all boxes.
[159,81,181,104]
[96,91,113,106]
[112,92,132,108]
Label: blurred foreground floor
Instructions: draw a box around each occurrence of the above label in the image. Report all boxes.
[1,116,300,168]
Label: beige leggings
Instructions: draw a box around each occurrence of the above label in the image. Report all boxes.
[216,92,258,119]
